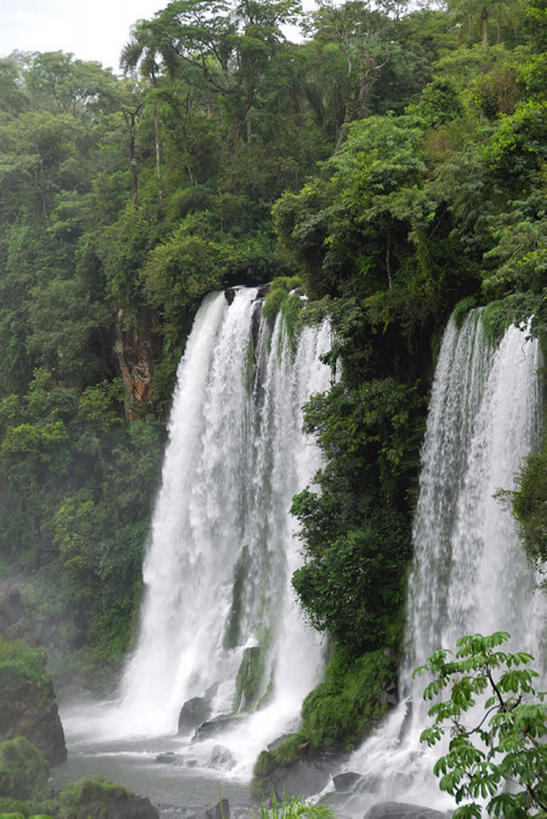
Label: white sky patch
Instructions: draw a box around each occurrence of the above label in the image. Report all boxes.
[0,0,167,72]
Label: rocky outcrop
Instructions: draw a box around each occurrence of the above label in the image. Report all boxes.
[363,802,451,818]
[192,713,245,742]
[59,776,159,818]
[263,754,333,799]
[188,797,231,819]
[253,742,336,801]
[114,307,154,410]
[178,697,211,733]
[0,639,66,765]
[332,770,363,791]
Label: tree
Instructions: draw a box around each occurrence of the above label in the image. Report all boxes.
[122,22,167,200]
[415,632,546,817]
[306,1,395,149]
[135,0,302,144]
[25,51,120,116]
[447,0,522,45]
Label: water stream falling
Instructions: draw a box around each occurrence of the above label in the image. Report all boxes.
[56,303,543,814]
[58,286,333,798]
[122,286,333,748]
[340,310,544,814]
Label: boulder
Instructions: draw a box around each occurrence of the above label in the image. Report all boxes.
[203,798,230,819]
[263,755,334,800]
[332,771,364,792]
[192,713,244,741]
[155,752,183,765]
[188,798,231,819]
[59,776,159,818]
[363,802,451,818]
[0,641,66,765]
[178,698,211,734]
[209,744,235,771]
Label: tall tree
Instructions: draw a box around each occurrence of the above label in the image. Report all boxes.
[306,1,395,149]
[122,22,167,201]
[447,0,522,44]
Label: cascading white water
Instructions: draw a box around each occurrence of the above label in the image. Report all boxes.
[344,311,544,812]
[108,287,332,766]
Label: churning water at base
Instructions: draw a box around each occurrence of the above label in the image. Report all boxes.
[340,311,544,814]
[60,287,333,789]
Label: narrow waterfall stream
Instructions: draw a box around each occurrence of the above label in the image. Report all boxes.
[55,287,332,809]
[335,310,544,815]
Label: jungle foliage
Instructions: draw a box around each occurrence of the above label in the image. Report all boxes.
[0,0,544,731]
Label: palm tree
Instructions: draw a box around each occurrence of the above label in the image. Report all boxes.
[448,0,523,45]
[121,21,165,200]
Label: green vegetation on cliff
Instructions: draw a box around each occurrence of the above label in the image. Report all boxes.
[0,638,66,766]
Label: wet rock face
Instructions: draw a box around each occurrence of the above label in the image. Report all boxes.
[262,753,335,800]
[192,713,245,742]
[178,697,211,734]
[0,649,66,765]
[332,770,363,791]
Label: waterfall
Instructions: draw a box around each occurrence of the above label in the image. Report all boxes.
[345,310,543,811]
[112,287,331,765]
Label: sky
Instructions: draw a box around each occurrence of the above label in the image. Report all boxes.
[0,0,315,75]
[0,0,174,73]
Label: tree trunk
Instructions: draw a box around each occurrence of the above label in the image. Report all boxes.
[123,107,141,206]
[153,102,163,201]
[37,160,50,225]
[496,20,503,43]
[481,5,489,45]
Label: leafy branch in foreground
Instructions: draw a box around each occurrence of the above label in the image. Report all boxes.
[254,793,333,819]
[414,631,546,817]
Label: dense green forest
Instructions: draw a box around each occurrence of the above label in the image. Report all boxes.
[0,0,544,759]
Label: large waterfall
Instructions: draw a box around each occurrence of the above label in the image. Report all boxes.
[344,310,543,813]
[57,303,542,813]
[110,287,331,766]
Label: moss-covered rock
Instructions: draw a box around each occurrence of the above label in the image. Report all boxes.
[301,648,396,749]
[58,776,159,819]
[0,736,49,802]
[251,734,335,800]
[251,648,397,799]
[0,639,66,765]
[262,276,303,323]
[234,646,262,711]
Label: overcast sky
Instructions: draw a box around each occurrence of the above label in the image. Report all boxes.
[0,0,315,75]
[0,0,176,73]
